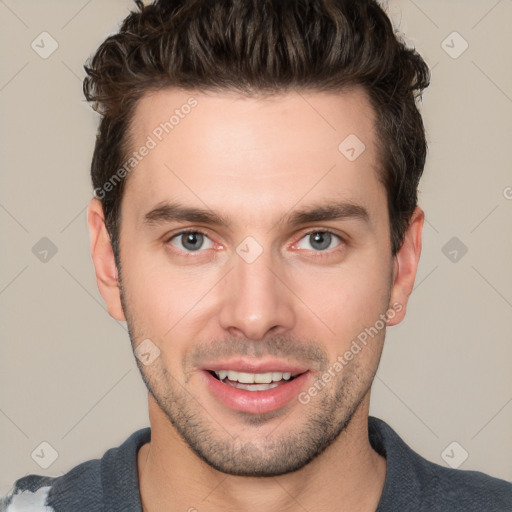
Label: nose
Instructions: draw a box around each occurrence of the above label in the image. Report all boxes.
[218,247,296,341]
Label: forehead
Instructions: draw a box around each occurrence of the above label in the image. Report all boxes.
[123,87,385,229]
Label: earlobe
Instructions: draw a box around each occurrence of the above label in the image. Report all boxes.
[387,207,424,326]
[87,198,126,322]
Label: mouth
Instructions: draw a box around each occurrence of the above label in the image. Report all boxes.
[201,367,312,415]
[207,369,302,391]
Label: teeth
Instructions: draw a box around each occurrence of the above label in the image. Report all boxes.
[214,370,294,383]
[226,381,281,391]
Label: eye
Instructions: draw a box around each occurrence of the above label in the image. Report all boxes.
[295,231,343,252]
[168,230,214,252]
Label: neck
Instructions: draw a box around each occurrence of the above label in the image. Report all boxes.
[138,391,386,512]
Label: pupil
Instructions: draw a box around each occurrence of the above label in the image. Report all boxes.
[310,232,331,251]
[183,232,203,251]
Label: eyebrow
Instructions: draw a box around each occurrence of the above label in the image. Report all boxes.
[142,200,370,229]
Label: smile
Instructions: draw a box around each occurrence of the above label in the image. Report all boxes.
[210,370,300,391]
[202,368,312,414]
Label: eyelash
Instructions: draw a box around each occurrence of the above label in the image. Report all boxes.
[165,228,345,257]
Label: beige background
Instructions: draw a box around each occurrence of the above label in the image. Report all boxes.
[1,0,511,496]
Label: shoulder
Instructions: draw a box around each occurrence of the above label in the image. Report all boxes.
[409,448,512,510]
[1,427,150,512]
[1,474,55,511]
[369,416,512,511]
[422,463,512,509]
[0,457,102,512]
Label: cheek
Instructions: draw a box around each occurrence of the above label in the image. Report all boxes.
[292,255,391,329]
[121,247,222,340]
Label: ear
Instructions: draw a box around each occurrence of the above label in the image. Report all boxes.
[87,198,126,322]
[387,207,424,326]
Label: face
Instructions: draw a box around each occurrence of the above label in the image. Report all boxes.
[89,87,421,477]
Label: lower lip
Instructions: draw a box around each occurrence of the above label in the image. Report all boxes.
[201,370,312,414]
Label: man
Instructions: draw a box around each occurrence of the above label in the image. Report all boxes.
[1,0,511,510]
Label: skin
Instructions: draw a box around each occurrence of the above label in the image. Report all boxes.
[88,87,423,512]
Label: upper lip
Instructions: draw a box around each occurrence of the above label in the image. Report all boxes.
[200,359,309,375]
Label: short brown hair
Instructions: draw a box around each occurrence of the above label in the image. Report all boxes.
[83,0,430,262]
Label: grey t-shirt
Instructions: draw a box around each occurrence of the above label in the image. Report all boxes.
[1,416,511,511]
